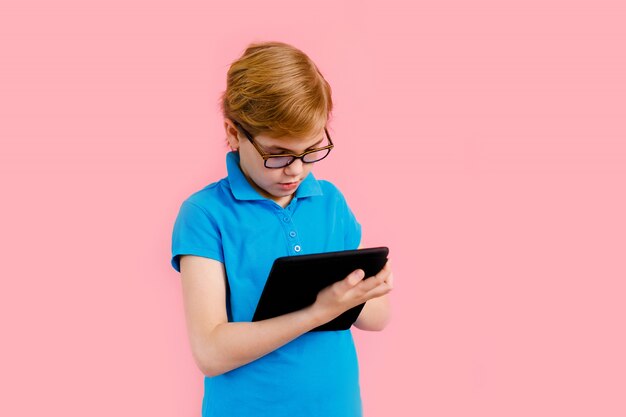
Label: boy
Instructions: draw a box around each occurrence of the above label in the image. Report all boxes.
[171,41,393,417]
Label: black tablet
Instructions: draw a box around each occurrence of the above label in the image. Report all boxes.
[252,247,389,331]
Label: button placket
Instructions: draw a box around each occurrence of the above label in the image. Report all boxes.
[276,210,302,255]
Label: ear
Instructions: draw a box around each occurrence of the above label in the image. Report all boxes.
[224,119,240,151]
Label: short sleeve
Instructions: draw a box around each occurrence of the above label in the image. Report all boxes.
[339,192,362,250]
[171,200,224,273]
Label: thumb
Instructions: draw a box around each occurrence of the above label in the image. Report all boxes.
[346,269,365,287]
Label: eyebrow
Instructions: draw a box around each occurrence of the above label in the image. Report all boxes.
[265,137,325,153]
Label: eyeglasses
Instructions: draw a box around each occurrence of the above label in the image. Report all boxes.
[232,120,334,169]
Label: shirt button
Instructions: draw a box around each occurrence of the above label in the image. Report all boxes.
[283,217,290,223]
[289,231,297,238]
[294,245,301,253]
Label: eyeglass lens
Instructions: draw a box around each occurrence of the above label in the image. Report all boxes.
[265,148,331,168]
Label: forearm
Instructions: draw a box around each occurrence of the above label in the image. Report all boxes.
[354,294,391,331]
[196,264,392,375]
[200,305,329,377]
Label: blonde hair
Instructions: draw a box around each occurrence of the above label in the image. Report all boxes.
[221,41,333,138]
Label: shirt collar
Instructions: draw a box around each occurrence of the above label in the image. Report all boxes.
[226,151,323,201]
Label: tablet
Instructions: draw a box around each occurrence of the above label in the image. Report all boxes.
[252,247,389,331]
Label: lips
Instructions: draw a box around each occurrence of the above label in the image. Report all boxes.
[279,180,300,185]
[278,180,300,190]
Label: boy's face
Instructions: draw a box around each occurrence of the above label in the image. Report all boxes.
[224,120,328,207]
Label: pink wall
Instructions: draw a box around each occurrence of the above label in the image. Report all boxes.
[1,0,625,416]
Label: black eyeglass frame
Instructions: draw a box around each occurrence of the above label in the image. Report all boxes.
[232,120,334,169]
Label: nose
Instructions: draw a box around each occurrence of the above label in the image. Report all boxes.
[284,157,304,176]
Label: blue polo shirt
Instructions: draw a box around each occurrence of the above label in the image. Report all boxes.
[171,151,363,417]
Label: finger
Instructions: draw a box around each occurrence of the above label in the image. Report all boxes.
[386,272,394,289]
[355,272,386,293]
[374,264,392,282]
[344,269,365,288]
[366,267,393,294]
[364,282,392,300]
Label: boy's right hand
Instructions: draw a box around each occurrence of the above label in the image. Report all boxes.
[310,263,392,325]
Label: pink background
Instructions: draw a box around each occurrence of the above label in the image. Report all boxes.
[2,0,625,415]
